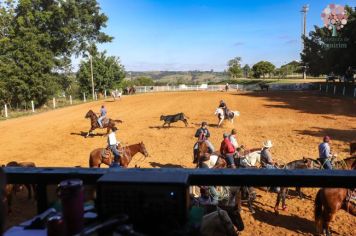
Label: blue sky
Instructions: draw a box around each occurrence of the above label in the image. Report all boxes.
[95,0,355,71]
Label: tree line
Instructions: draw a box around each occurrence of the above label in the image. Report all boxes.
[227,57,301,79]
[0,0,125,109]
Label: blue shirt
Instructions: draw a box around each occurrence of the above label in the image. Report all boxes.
[100,107,107,117]
[319,142,331,159]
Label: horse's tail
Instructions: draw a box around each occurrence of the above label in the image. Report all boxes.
[314,189,323,234]
[113,119,123,123]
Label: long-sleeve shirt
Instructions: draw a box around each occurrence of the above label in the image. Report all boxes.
[100,107,107,117]
[319,142,332,159]
[229,135,239,149]
[220,138,235,155]
[108,132,119,146]
[195,128,210,140]
[261,148,273,167]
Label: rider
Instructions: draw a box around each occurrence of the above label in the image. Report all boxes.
[260,140,275,169]
[318,136,334,170]
[220,133,236,168]
[194,121,215,153]
[98,105,107,128]
[108,127,121,166]
[219,100,228,117]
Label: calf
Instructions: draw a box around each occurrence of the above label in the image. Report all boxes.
[160,113,189,127]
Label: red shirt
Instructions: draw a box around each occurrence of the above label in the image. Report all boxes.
[220,138,235,154]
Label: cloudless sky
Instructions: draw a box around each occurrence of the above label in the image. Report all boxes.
[95,0,355,71]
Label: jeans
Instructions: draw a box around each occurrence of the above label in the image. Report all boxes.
[109,145,120,162]
[193,140,215,153]
[320,158,333,170]
[225,153,235,167]
[98,116,105,127]
[265,164,276,169]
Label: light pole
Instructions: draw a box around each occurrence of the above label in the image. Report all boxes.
[301,4,309,80]
[89,53,95,100]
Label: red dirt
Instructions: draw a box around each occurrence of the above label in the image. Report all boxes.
[1,91,355,235]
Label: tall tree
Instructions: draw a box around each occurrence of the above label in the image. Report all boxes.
[252,61,275,78]
[227,57,242,79]
[77,51,125,94]
[242,64,251,78]
[0,0,112,107]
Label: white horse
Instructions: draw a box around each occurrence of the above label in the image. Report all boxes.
[111,89,122,101]
[214,107,240,127]
[238,150,261,167]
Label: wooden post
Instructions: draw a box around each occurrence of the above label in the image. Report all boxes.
[31,101,35,112]
[52,98,56,109]
[69,95,72,105]
[83,93,86,102]
[342,86,346,96]
[4,104,8,118]
[333,85,336,95]
[95,92,98,100]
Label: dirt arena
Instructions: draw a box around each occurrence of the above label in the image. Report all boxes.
[1,90,355,235]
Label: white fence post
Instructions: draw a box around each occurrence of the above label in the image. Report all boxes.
[144,86,147,93]
[95,92,98,100]
[4,104,8,118]
[83,93,86,102]
[342,86,346,96]
[31,100,34,112]
[104,90,107,98]
[53,98,56,109]
[333,85,336,95]
[69,95,72,105]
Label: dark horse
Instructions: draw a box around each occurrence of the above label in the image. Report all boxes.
[84,110,122,138]
[89,142,149,168]
[3,161,36,213]
[274,158,316,214]
[314,156,356,235]
[123,86,136,95]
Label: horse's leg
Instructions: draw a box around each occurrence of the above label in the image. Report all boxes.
[245,187,255,213]
[218,118,223,127]
[235,187,242,213]
[25,184,32,199]
[183,119,188,127]
[281,188,287,210]
[274,188,282,214]
[86,128,93,138]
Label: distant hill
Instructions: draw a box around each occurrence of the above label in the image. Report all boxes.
[129,71,230,84]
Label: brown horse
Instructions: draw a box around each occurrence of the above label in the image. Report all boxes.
[85,110,122,138]
[89,142,149,168]
[196,141,226,168]
[315,188,355,235]
[3,161,36,213]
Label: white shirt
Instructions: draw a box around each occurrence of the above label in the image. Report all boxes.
[108,132,119,146]
[229,135,239,149]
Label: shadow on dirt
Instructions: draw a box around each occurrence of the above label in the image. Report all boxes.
[295,127,356,143]
[252,207,315,235]
[149,162,184,168]
[70,132,104,137]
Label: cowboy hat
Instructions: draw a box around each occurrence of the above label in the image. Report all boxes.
[263,140,273,148]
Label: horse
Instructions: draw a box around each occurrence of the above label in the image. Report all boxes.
[3,161,36,214]
[84,110,123,138]
[89,142,149,168]
[259,83,269,91]
[315,188,356,236]
[196,141,226,169]
[235,148,261,168]
[273,158,315,214]
[0,168,5,233]
[214,108,240,127]
[111,89,122,101]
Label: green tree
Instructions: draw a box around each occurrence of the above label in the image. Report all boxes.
[0,0,112,107]
[252,61,276,78]
[242,64,251,78]
[77,51,125,94]
[133,77,154,86]
[227,57,242,79]
[301,6,355,76]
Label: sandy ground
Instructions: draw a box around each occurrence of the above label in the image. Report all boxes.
[1,91,355,235]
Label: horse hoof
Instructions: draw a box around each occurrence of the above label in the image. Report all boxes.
[282,206,287,211]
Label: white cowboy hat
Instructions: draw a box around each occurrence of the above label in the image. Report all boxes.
[263,140,273,148]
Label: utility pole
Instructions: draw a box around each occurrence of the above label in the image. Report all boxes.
[89,53,95,100]
[301,4,309,80]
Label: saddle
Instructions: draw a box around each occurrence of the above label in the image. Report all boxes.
[101,148,111,159]
[98,117,109,126]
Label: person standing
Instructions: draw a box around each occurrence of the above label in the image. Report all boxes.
[220,133,236,168]
[98,105,107,128]
[318,136,334,170]
[229,129,239,150]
